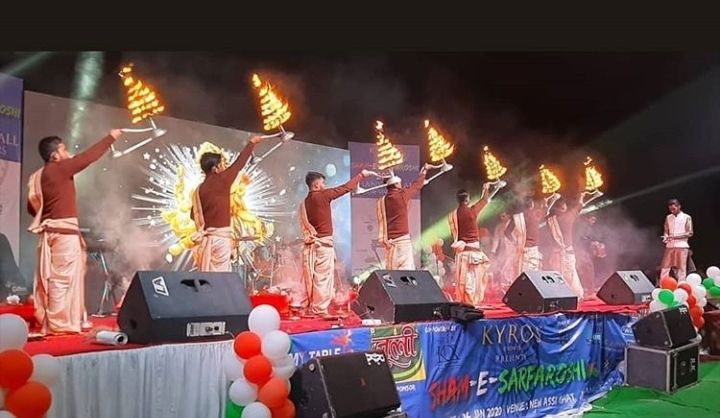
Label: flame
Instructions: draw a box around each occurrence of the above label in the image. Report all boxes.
[119,64,165,124]
[482,146,507,181]
[251,73,292,132]
[539,164,562,194]
[375,120,404,170]
[425,119,454,163]
[584,156,604,191]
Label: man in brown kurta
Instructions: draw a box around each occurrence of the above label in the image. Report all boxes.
[299,169,370,316]
[448,183,492,306]
[27,130,122,335]
[377,166,429,270]
[507,196,546,278]
[191,137,260,272]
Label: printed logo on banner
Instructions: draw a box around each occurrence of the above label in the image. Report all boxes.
[290,327,372,366]
[371,323,426,382]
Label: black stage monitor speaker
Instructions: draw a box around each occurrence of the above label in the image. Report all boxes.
[290,351,401,418]
[625,339,700,393]
[502,271,578,314]
[352,270,449,324]
[631,306,698,349]
[118,271,252,344]
[597,270,655,305]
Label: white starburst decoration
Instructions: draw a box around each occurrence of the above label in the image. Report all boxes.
[131,142,292,270]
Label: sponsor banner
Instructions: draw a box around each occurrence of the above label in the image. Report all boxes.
[371,323,428,418]
[418,313,634,418]
[290,327,372,366]
[0,73,23,263]
[348,141,421,276]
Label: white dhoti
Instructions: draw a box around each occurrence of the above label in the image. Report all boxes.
[521,246,542,272]
[300,237,336,315]
[192,227,234,272]
[32,218,87,335]
[452,243,490,307]
[384,234,415,270]
[549,247,583,298]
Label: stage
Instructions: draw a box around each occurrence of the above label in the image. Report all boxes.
[4,300,643,418]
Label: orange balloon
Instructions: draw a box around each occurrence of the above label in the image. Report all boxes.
[694,316,705,330]
[690,305,704,321]
[659,277,677,291]
[259,378,290,409]
[5,381,52,418]
[0,349,34,389]
[271,398,296,418]
[687,294,697,308]
[234,331,262,360]
[244,355,272,386]
[677,282,693,294]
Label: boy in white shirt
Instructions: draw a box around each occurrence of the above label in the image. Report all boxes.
[660,198,693,281]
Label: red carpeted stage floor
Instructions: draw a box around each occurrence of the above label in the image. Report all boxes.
[1,298,644,357]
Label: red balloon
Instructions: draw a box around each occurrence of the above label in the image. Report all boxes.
[5,381,52,418]
[695,316,705,330]
[259,378,290,408]
[0,349,34,389]
[234,331,262,360]
[677,282,693,294]
[690,305,704,321]
[659,277,678,291]
[244,355,273,385]
[271,398,296,418]
[687,294,697,308]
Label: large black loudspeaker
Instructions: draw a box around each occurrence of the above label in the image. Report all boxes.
[502,271,578,314]
[290,351,401,418]
[631,306,698,349]
[597,270,655,305]
[118,271,252,344]
[352,270,448,324]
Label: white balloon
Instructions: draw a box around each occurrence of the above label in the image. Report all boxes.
[273,362,296,380]
[695,285,708,300]
[222,352,245,382]
[30,354,62,386]
[248,305,281,337]
[698,297,708,308]
[673,288,688,303]
[261,330,291,360]
[649,300,665,312]
[228,378,258,407]
[706,266,720,279]
[686,273,702,287]
[0,411,16,418]
[651,289,662,300]
[0,314,29,351]
[241,402,271,418]
[714,276,720,287]
[270,354,294,367]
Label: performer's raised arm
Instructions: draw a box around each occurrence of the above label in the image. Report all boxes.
[324,170,370,201]
[59,130,122,175]
[403,164,430,200]
[221,136,261,182]
[471,182,493,216]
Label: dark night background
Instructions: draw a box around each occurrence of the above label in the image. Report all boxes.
[3,51,720,273]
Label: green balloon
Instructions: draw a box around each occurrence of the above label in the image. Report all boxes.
[709,286,720,297]
[226,401,244,418]
[658,289,675,305]
[703,278,715,289]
